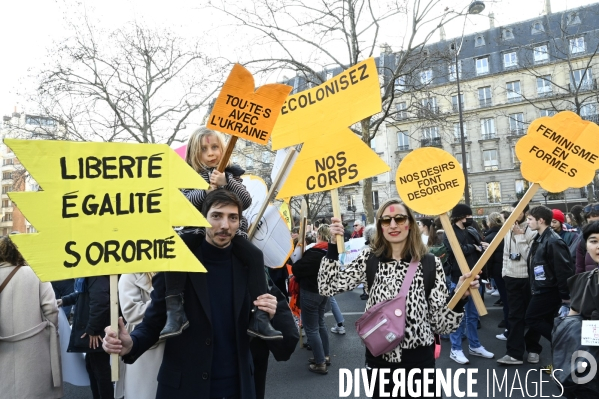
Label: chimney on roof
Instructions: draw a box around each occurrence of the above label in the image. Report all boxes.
[440,25,446,41]
[544,0,552,15]
[489,12,495,29]
[379,43,392,55]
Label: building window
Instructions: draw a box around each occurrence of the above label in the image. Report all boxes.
[486,182,502,204]
[476,57,489,75]
[451,94,464,113]
[580,102,597,118]
[370,138,377,151]
[536,76,552,96]
[503,52,517,69]
[2,172,12,180]
[326,71,333,81]
[531,21,544,34]
[25,115,56,126]
[508,113,525,135]
[3,212,12,222]
[1,185,12,194]
[511,146,519,165]
[483,149,499,171]
[448,61,462,81]
[540,109,556,117]
[394,76,406,92]
[372,190,380,210]
[534,45,549,63]
[475,35,485,47]
[481,118,496,139]
[421,127,440,147]
[455,152,470,170]
[395,102,407,120]
[3,159,14,166]
[502,28,514,40]
[293,77,300,93]
[1,200,10,208]
[506,81,522,102]
[567,12,581,26]
[421,97,438,113]
[261,152,270,164]
[453,123,467,142]
[246,157,254,169]
[397,131,410,151]
[570,37,586,54]
[515,180,530,197]
[420,69,433,85]
[478,86,492,107]
[571,68,594,91]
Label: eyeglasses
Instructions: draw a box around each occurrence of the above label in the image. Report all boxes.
[584,204,599,214]
[353,224,360,227]
[379,214,409,227]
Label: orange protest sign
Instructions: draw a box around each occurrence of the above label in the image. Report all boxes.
[395,148,464,215]
[516,111,599,192]
[207,64,292,145]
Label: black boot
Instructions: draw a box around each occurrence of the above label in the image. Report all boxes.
[159,294,189,340]
[247,307,283,340]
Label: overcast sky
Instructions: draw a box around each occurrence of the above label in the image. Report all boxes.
[1,0,596,119]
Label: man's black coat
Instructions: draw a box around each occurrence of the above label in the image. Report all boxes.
[123,234,260,399]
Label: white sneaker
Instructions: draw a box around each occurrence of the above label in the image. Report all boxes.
[496,333,507,341]
[331,326,346,335]
[492,290,500,297]
[469,346,494,358]
[486,288,496,295]
[450,349,470,364]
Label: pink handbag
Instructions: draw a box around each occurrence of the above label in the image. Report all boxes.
[355,259,419,357]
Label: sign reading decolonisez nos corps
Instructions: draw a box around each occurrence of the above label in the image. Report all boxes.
[271,58,389,198]
[6,139,210,282]
[207,64,292,145]
[395,148,465,215]
[515,111,599,193]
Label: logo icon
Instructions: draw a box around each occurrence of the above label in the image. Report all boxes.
[571,350,598,384]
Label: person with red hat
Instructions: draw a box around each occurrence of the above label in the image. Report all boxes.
[551,209,578,247]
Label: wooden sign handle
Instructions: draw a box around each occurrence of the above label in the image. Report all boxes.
[248,149,297,239]
[330,189,345,254]
[217,136,238,173]
[110,275,119,381]
[439,213,487,316]
[448,183,540,309]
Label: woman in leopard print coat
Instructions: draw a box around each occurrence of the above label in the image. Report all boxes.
[319,198,479,398]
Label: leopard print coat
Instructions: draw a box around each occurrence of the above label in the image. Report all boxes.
[318,247,464,363]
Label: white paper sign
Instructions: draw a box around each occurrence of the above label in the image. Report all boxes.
[250,205,293,268]
[339,237,366,265]
[582,320,599,346]
[58,310,90,386]
[242,175,269,222]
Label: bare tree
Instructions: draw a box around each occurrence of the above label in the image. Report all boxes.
[14,18,224,144]
[289,192,333,222]
[212,0,470,222]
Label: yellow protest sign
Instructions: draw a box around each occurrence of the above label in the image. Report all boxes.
[6,139,210,282]
[207,63,292,145]
[395,148,465,215]
[271,58,389,198]
[516,111,599,192]
[279,201,292,230]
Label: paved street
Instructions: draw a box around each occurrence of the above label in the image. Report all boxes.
[64,288,564,398]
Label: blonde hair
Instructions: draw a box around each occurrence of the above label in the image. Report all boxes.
[372,198,428,261]
[487,212,503,228]
[185,127,230,173]
[317,224,331,242]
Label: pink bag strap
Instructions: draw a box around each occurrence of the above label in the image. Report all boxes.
[397,258,420,298]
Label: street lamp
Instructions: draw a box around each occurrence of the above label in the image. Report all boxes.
[454,1,486,206]
[542,191,549,206]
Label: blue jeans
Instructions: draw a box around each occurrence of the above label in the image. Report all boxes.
[329,296,344,325]
[450,282,482,351]
[300,289,330,364]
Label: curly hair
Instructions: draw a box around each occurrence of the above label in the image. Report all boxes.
[0,236,26,266]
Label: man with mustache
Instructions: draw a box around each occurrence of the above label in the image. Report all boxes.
[103,190,277,399]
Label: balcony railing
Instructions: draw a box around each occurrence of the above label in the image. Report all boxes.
[397,145,410,151]
[420,137,442,147]
[452,103,465,113]
[480,133,498,140]
[393,112,408,121]
[508,128,525,136]
[479,98,492,108]
[582,114,599,124]
[418,107,439,117]
[537,89,553,97]
[569,79,598,92]
[507,94,523,103]
[453,136,467,143]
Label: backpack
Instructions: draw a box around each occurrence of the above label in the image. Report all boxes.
[365,253,437,300]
